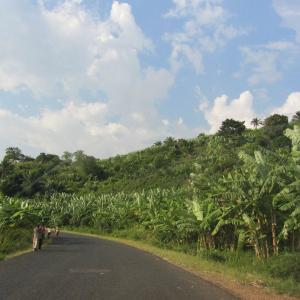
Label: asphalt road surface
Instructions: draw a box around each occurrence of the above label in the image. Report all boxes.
[0,233,238,300]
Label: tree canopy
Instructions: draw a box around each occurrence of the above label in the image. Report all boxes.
[218,119,246,136]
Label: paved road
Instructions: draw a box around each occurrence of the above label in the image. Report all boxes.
[0,233,237,300]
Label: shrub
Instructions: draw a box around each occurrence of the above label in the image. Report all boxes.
[198,249,226,263]
[267,253,300,281]
[0,229,32,254]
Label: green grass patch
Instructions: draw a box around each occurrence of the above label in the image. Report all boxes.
[0,228,53,260]
[266,253,300,282]
[0,228,32,258]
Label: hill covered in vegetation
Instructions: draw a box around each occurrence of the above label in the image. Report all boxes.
[0,113,298,197]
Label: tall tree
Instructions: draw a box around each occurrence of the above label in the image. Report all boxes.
[264,114,288,128]
[263,114,290,148]
[251,117,263,129]
[218,119,246,136]
[3,147,25,163]
[73,151,106,180]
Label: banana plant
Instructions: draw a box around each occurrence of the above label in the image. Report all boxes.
[274,125,300,250]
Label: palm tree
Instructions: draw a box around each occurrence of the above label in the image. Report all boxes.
[251,117,263,129]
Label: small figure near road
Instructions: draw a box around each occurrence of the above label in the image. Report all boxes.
[41,224,46,242]
[33,225,38,251]
[46,227,51,239]
[55,227,60,237]
[33,224,44,251]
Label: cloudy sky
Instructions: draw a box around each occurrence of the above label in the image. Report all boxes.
[0,0,299,158]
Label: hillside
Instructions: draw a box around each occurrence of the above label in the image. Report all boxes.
[0,114,296,197]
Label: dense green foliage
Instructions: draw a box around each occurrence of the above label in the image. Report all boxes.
[218,118,246,136]
[0,114,296,196]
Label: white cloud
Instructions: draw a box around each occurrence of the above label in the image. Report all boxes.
[166,0,226,24]
[177,117,184,125]
[0,0,172,110]
[240,47,281,86]
[238,36,300,86]
[169,43,203,73]
[37,102,108,132]
[272,92,300,117]
[162,119,170,126]
[273,0,300,42]
[165,0,245,73]
[199,91,256,133]
[0,0,92,97]
[199,91,300,133]
[265,40,296,50]
[0,102,159,157]
[0,0,177,157]
[235,0,300,88]
[0,100,200,158]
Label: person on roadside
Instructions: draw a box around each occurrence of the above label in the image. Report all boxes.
[40,224,46,249]
[46,227,51,239]
[33,225,39,251]
[33,224,43,251]
[55,226,60,237]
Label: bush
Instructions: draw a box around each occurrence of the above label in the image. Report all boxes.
[198,249,226,263]
[267,253,300,281]
[0,229,32,255]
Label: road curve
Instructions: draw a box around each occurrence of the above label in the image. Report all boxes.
[0,233,237,300]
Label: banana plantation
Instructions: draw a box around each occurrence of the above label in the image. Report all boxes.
[1,125,299,259]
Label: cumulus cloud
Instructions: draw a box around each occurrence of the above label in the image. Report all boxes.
[0,102,155,157]
[165,0,245,73]
[0,0,177,157]
[0,0,165,100]
[0,101,200,158]
[0,0,92,96]
[199,90,300,133]
[199,91,256,133]
[271,92,300,117]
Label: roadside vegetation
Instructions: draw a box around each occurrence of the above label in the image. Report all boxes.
[0,198,40,259]
[0,228,32,260]
[0,112,299,296]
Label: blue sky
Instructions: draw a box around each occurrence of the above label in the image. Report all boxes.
[0,0,299,158]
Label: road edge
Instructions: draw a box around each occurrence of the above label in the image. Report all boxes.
[4,248,32,260]
[2,238,53,261]
[63,230,299,300]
